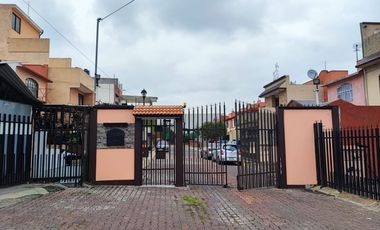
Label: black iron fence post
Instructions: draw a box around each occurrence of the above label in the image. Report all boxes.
[175,117,184,187]
[332,129,343,192]
[314,123,321,185]
[0,114,4,186]
[376,128,380,198]
[134,118,143,186]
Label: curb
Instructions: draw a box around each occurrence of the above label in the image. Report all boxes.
[309,186,380,212]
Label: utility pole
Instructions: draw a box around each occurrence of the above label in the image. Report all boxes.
[94,0,136,95]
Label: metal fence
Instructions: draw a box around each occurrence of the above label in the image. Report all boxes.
[236,102,277,190]
[0,113,32,187]
[314,123,380,200]
[183,103,228,186]
[31,106,91,186]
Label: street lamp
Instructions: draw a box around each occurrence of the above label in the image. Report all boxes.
[94,0,136,90]
[141,89,147,105]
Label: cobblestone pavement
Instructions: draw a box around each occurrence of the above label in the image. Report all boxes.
[0,185,379,229]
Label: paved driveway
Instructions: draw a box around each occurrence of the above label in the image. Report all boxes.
[0,185,379,229]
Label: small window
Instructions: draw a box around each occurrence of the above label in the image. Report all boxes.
[78,94,84,105]
[337,83,353,101]
[25,78,38,98]
[11,13,21,33]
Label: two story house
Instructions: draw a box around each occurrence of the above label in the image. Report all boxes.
[0,4,95,105]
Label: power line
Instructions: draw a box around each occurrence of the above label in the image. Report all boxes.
[101,0,136,21]
[20,0,111,77]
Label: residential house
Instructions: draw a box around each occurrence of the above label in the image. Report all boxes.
[226,100,267,141]
[0,4,95,106]
[1,61,51,103]
[259,75,321,107]
[96,77,123,105]
[323,71,366,105]
[226,111,236,141]
[356,22,380,105]
[304,70,348,102]
[48,58,94,105]
[0,4,49,64]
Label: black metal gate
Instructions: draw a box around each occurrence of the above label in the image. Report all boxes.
[236,102,277,190]
[0,113,32,187]
[31,105,91,186]
[141,118,177,185]
[183,103,228,186]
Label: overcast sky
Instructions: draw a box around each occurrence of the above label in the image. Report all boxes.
[3,0,379,109]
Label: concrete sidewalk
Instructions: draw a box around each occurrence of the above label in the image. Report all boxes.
[0,184,64,208]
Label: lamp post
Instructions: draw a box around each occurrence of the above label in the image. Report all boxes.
[94,0,136,91]
[141,89,147,105]
[307,69,320,106]
[313,78,321,106]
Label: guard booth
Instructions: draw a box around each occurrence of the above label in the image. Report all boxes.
[89,105,184,186]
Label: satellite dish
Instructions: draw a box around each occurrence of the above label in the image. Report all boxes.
[307,69,318,80]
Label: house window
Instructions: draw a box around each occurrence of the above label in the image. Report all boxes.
[274,97,280,107]
[337,83,353,101]
[25,78,38,98]
[11,13,21,33]
[78,94,84,105]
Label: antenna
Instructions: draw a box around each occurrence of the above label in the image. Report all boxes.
[353,43,361,62]
[273,63,279,80]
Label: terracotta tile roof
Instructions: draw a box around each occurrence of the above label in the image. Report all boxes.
[133,105,184,116]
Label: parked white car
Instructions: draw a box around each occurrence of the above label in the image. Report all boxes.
[156,140,170,152]
[210,141,228,161]
[217,144,238,164]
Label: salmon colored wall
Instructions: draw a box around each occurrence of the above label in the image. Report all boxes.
[96,149,135,181]
[96,109,135,182]
[16,67,48,102]
[326,74,365,105]
[284,109,333,185]
[97,109,135,123]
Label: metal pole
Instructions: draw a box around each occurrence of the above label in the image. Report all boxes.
[315,85,320,106]
[94,18,101,91]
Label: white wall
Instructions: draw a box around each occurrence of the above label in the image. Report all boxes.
[96,83,115,104]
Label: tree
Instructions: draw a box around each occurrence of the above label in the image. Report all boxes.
[184,131,200,143]
[200,121,226,141]
[162,129,175,142]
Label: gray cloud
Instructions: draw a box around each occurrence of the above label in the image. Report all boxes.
[2,0,379,109]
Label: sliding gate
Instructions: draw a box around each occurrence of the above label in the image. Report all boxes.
[236,102,278,190]
[31,105,91,186]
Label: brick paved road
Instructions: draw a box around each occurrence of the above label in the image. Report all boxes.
[0,185,379,229]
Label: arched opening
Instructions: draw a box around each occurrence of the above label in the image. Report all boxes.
[106,128,125,147]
